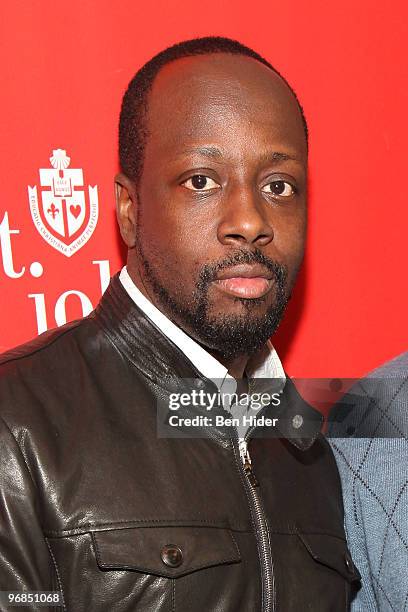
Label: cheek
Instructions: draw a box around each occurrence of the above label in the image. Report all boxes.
[273,210,306,273]
[137,197,211,286]
[142,211,201,259]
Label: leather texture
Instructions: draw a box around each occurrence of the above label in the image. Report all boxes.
[0,273,360,611]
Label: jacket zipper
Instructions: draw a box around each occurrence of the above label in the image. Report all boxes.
[237,436,275,612]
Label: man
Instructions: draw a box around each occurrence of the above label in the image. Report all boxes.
[328,351,408,611]
[0,37,360,611]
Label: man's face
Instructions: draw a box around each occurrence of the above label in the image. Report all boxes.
[121,53,307,359]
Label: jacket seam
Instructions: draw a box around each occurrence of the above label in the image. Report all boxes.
[228,531,241,559]
[45,537,67,612]
[270,528,347,539]
[44,519,245,538]
[0,319,86,367]
[0,416,63,606]
[171,579,175,612]
[0,414,39,497]
[92,557,240,576]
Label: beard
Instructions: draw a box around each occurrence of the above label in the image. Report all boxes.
[135,238,289,361]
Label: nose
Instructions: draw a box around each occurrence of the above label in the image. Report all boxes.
[217,184,274,248]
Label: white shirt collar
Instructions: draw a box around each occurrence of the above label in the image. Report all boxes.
[119,266,286,391]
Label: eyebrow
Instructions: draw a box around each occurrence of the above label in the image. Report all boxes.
[180,146,224,159]
[179,146,302,164]
[262,151,301,163]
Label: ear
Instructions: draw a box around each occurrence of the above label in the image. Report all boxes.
[115,173,138,248]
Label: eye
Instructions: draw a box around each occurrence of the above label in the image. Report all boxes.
[262,180,295,198]
[182,175,220,191]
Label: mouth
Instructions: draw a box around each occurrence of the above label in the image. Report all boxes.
[212,264,274,299]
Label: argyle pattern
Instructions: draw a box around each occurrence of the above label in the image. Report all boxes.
[327,352,408,611]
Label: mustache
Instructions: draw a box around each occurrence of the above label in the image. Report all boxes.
[197,249,288,288]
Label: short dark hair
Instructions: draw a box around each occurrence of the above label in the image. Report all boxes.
[119,36,308,183]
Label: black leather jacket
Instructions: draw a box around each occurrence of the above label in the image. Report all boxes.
[0,274,360,611]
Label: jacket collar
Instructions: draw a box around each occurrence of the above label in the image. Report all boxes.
[94,273,323,451]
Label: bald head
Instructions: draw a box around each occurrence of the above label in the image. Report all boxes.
[119,36,308,184]
[144,53,307,180]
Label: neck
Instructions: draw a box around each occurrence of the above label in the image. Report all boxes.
[206,350,250,379]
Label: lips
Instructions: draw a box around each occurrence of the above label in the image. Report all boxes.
[212,264,274,299]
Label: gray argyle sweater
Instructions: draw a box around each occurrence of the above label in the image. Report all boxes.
[328,352,408,611]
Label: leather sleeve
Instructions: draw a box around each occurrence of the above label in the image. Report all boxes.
[0,415,55,602]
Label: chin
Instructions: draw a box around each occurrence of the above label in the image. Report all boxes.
[207,295,274,318]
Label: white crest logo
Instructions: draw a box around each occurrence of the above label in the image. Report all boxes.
[28,149,99,257]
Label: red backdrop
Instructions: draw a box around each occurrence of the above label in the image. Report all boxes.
[1,0,407,377]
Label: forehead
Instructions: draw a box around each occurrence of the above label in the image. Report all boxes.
[145,53,307,160]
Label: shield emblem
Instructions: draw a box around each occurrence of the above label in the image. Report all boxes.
[28,150,98,257]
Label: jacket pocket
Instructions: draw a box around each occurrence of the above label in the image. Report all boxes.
[297,532,361,610]
[91,525,241,578]
[297,532,361,583]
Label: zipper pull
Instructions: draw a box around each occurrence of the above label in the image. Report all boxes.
[239,439,259,487]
